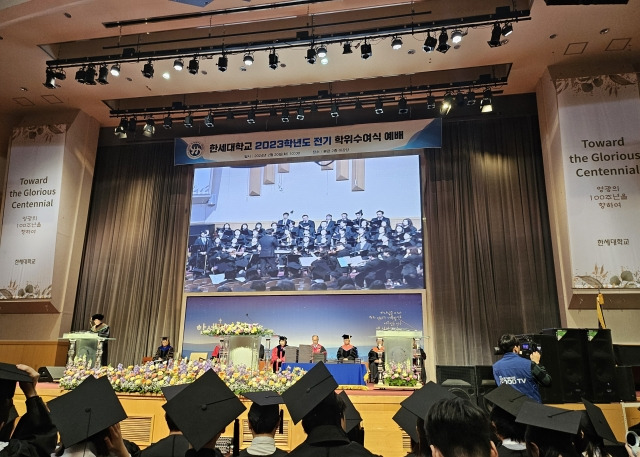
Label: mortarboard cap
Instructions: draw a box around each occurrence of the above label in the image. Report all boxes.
[484,384,533,417]
[0,362,33,398]
[393,406,420,443]
[242,391,284,406]
[355,210,363,215]
[161,383,189,402]
[515,402,582,435]
[163,369,246,451]
[342,334,352,339]
[281,361,338,424]
[91,313,104,321]
[399,381,456,420]
[582,398,621,444]
[48,375,127,447]
[338,391,362,432]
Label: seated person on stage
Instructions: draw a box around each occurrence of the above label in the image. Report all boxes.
[154,337,174,362]
[337,334,358,361]
[368,338,385,383]
[271,336,287,373]
[239,392,288,457]
[0,363,57,457]
[311,335,327,362]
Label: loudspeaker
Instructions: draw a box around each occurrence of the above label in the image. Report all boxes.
[538,329,590,403]
[586,329,618,402]
[37,366,65,382]
[436,365,477,403]
[475,365,497,413]
[615,366,637,402]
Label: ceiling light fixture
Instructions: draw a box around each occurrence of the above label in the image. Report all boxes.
[268,50,279,69]
[426,95,436,109]
[110,63,121,76]
[441,92,453,116]
[451,30,464,44]
[398,97,408,114]
[246,109,255,124]
[217,55,228,72]
[173,59,184,71]
[316,46,327,58]
[184,113,194,127]
[375,98,384,114]
[361,41,373,59]
[296,106,305,120]
[75,67,86,84]
[310,103,319,113]
[330,102,339,118]
[342,42,352,54]
[97,65,109,85]
[83,65,97,85]
[355,99,363,110]
[226,111,235,120]
[114,118,128,138]
[423,33,437,52]
[243,53,254,66]
[142,60,154,78]
[188,57,199,75]
[502,22,513,37]
[127,117,137,133]
[281,108,290,123]
[455,92,466,107]
[466,90,477,105]
[391,36,403,50]
[163,115,173,129]
[436,30,450,53]
[43,69,57,89]
[143,119,155,137]
[306,47,317,64]
[481,88,493,113]
[488,23,503,47]
[204,111,215,127]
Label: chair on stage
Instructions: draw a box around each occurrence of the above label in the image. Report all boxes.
[141,356,153,364]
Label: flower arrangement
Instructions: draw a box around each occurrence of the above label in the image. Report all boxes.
[382,362,422,388]
[199,321,274,337]
[59,356,305,395]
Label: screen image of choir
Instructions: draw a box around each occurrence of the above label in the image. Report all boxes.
[186,210,424,291]
[1,358,631,457]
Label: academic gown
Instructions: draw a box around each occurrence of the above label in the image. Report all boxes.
[337,345,358,361]
[287,425,380,457]
[368,347,385,383]
[141,434,190,457]
[271,345,286,372]
[154,345,174,361]
[0,396,57,457]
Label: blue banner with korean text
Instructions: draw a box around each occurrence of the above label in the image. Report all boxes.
[174,119,441,165]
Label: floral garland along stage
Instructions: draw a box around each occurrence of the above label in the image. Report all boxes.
[198,321,274,337]
[59,357,306,395]
[382,361,422,388]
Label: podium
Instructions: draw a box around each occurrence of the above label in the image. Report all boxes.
[375,330,423,368]
[61,332,114,368]
[219,335,261,370]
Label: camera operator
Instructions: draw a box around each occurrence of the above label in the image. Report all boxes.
[492,334,551,403]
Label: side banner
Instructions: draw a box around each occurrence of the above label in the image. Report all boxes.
[0,125,66,300]
[174,118,441,165]
[556,73,640,289]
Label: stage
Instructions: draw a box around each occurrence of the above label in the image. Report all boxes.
[14,384,638,457]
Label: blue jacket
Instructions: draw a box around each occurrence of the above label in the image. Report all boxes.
[493,352,541,402]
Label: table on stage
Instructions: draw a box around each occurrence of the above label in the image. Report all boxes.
[281,362,367,386]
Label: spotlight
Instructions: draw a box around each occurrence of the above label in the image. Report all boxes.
[436,30,450,53]
[342,42,353,54]
[142,60,154,78]
[481,89,493,113]
[398,97,408,115]
[52,69,66,80]
[440,92,453,116]
[246,109,255,124]
[143,119,155,137]
[188,57,199,75]
[127,117,137,133]
[330,102,339,118]
[488,23,503,47]
[316,46,327,58]
[320,55,329,65]
[110,63,121,76]
[43,69,57,89]
[426,95,436,109]
[184,113,194,128]
[226,111,235,120]
[97,65,109,85]
[306,47,317,64]
[355,99,363,110]
[83,65,97,85]
[361,42,372,59]
[310,103,319,113]
[375,98,384,114]
[204,111,215,127]
[466,90,477,106]
[75,67,86,84]
[163,115,173,129]
[296,106,305,121]
[217,55,228,72]
[281,108,290,123]
[451,30,463,44]
[502,22,513,37]
[243,53,254,66]
[174,59,184,71]
[114,118,128,138]
[269,108,278,117]
[456,92,466,107]
[268,50,279,70]
[391,36,403,50]
[423,33,437,52]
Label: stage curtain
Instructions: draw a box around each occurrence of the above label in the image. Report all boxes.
[72,142,192,366]
[423,115,560,366]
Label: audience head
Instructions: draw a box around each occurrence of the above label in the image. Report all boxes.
[243,392,284,437]
[250,280,267,291]
[276,279,295,291]
[310,282,328,290]
[161,337,170,347]
[369,279,386,290]
[516,402,582,457]
[216,285,232,292]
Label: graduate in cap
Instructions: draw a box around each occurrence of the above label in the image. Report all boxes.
[48,375,135,457]
[163,369,246,456]
[337,335,358,362]
[141,385,190,457]
[515,402,582,457]
[239,392,287,457]
[271,336,287,373]
[153,337,174,362]
[281,362,380,457]
[0,362,56,457]
[484,385,534,457]
[574,399,622,457]
[89,313,110,365]
[337,391,364,446]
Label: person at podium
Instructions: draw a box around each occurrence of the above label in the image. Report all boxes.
[271,336,287,373]
[367,338,385,383]
[154,337,174,362]
[89,313,110,366]
[337,334,358,362]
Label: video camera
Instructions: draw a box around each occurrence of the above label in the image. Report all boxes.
[494,334,540,359]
